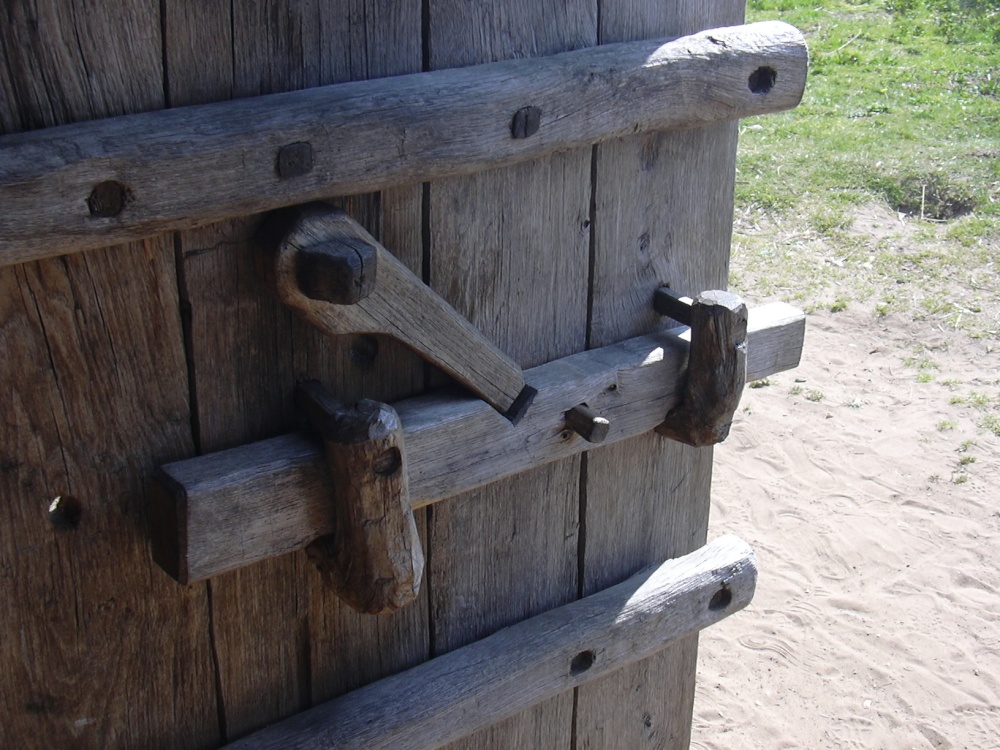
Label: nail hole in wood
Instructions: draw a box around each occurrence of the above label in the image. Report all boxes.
[372,447,402,477]
[570,649,596,676]
[49,495,82,531]
[511,106,542,139]
[748,66,777,95]
[87,181,128,217]
[349,335,379,369]
[709,585,733,611]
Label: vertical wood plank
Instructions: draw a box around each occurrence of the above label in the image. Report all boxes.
[425,2,596,748]
[576,2,746,749]
[162,0,427,740]
[0,2,218,747]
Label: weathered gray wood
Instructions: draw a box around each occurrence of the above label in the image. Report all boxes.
[258,205,526,413]
[0,21,807,266]
[297,383,423,614]
[224,535,757,750]
[577,3,749,749]
[423,5,597,750]
[0,4,219,748]
[657,290,749,446]
[151,302,804,584]
[161,1,428,740]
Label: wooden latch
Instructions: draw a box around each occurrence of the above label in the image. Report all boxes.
[256,204,535,420]
[150,210,805,613]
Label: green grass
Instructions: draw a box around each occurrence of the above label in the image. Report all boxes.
[740,0,1000,220]
[732,1,1000,337]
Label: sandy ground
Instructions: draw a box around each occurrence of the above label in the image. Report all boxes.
[692,305,1000,749]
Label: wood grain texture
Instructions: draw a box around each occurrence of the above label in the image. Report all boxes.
[259,205,525,412]
[151,302,805,583]
[423,4,596,749]
[0,21,808,265]
[577,2,749,749]
[224,535,757,750]
[0,3,218,748]
[161,0,428,741]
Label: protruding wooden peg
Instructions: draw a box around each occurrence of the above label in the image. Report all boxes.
[655,290,748,447]
[652,286,694,325]
[565,404,610,444]
[296,235,377,305]
[296,380,423,614]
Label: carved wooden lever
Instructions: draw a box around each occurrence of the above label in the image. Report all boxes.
[653,286,748,446]
[296,380,423,614]
[256,204,534,419]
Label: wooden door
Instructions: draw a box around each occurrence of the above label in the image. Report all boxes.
[0,1,743,747]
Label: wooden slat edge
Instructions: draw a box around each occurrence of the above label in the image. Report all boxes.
[224,534,757,750]
[0,21,807,265]
[152,303,803,582]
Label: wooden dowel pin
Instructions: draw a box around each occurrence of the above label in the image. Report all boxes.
[565,404,610,444]
[296,381,423,614]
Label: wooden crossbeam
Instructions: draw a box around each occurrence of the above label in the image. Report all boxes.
[223,535,757,750]
[0,21,807,266]
[150,303,804,584]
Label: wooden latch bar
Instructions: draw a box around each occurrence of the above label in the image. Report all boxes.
[0,21,807,266]
[150,303,804,587]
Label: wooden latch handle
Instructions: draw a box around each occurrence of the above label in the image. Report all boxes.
[257,204,533,419]
[296,381,423,614]
[653,287,748,446]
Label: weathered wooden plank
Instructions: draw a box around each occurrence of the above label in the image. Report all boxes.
[0,3,218,748]
[224,535,757,750]
[161,0,428,741]
[422,4,596,749]
[577,3,749,749]
[151,302,804,586]
[0,20,807,266]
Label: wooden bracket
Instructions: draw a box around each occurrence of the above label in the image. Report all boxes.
[256,203,534,419]
[653,287,748,447]
[296,381,423,614]
[222,535,758,750]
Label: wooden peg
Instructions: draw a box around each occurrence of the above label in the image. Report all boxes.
[296,381,423,614]
[296,235,377,305]
[565,404,610,444]
[655,290,748,447]
[652,286,694,325]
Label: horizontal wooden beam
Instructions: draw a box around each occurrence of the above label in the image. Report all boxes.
[223,534,757,750]
[0,21,807,266]
[151,303,804,584]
